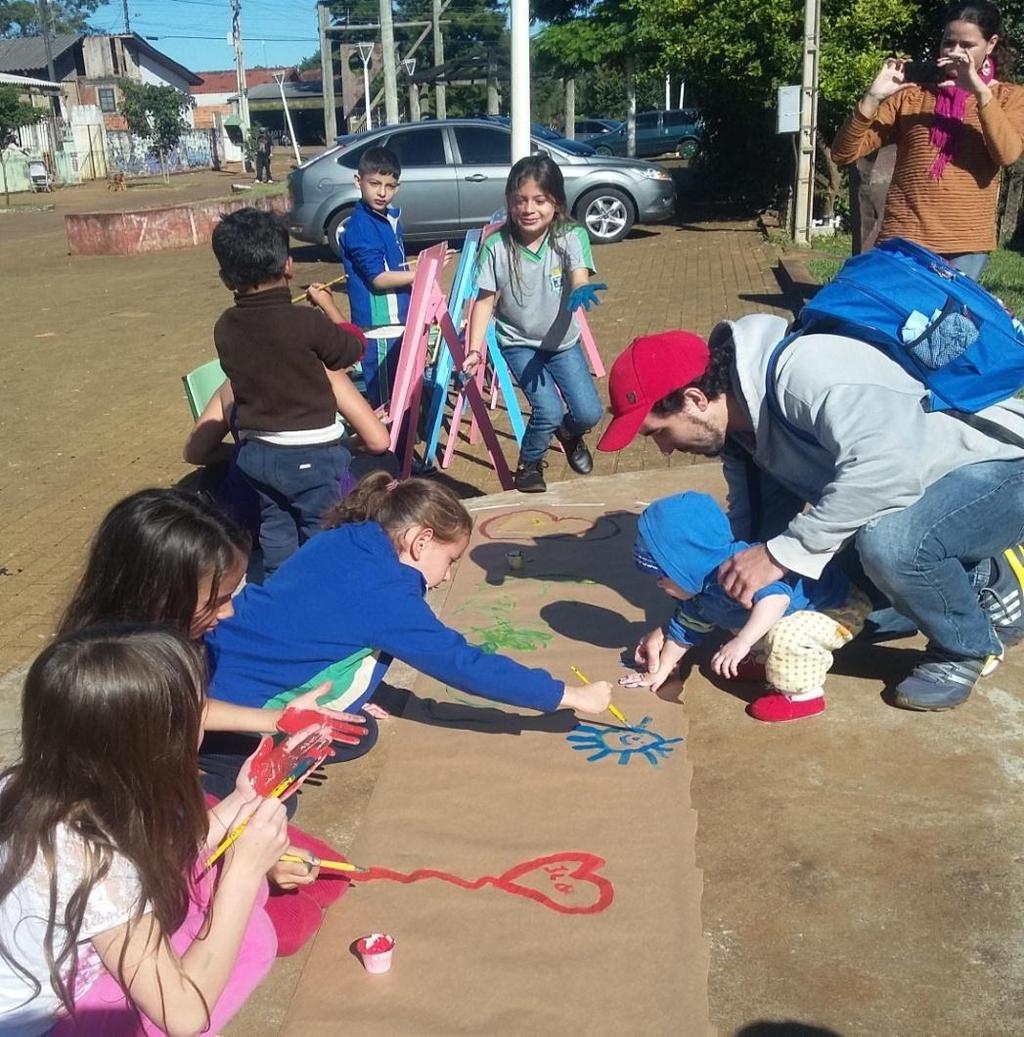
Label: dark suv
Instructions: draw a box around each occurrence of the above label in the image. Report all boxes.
[590,109,705,160]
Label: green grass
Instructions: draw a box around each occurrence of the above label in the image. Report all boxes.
[979,245,1024,314]
[803,237,1024,309]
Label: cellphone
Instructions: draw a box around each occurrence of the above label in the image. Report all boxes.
[902,60,946,85]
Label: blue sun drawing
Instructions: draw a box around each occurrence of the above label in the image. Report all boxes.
[566,716,684,767]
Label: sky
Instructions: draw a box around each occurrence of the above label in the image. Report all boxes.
[89,0,323,75]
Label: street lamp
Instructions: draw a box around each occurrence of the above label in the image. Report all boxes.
[273,71,302,165]
[357,41,375,131]
[401,57,420,122]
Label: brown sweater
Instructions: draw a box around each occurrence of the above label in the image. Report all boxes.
[214,287,364,433]
[832,82,1024,253]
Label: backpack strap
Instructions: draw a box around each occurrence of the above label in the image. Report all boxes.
[765,331,819,447]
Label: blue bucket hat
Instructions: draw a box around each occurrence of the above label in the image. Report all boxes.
[636,492,739,594]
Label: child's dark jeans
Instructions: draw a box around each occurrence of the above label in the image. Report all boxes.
[236,437,351,579]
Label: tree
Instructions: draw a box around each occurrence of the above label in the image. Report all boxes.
[0,0,101,36]
[632,0,918,203]
[118,81,195,182]
[0,83,46,204]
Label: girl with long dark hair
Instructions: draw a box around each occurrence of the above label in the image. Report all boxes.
[462,155,606,493]
[0,625,285,1035]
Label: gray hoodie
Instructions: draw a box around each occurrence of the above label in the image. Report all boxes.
[714,313,1024,579]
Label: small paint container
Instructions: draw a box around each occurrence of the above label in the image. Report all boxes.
[506,549,524,571]
[356,933,395,974]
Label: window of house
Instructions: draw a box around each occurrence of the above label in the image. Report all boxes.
[98,87,116,113]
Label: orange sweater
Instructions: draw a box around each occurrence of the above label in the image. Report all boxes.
[832,82,1024,253]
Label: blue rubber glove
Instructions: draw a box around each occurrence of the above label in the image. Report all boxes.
[567,282,607,313]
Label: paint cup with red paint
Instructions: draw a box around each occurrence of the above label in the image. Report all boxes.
[356,932,395,973]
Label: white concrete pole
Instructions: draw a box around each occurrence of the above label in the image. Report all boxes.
[274,72,302,164]
[565,77,575,139]
[793,0,821,245]
[318,1,337,143]
[510,0,531,161]
[665,72,670,109]
[358,42,374,131]
[625,57,636,158]
[432,0,446,119]
[380,0,399,125]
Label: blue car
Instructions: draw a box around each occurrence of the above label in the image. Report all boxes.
[591,109,705,160]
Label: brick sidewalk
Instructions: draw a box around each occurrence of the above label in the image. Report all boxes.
[0,201,789,706]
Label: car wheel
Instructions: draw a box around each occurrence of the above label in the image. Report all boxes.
[326,206,355,259]
[677,137,700,160]
[576,187,634,245]
[594,144,613,156]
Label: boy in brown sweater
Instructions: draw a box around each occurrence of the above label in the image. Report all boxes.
[212,207,366,577]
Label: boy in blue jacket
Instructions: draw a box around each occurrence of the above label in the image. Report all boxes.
[625,492,853,722]
[338,146,414,408]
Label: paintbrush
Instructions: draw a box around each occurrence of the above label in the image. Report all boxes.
[205,758,315,868]
[291,273,347,303]
[570,665,631,727]
[279,853,367,873]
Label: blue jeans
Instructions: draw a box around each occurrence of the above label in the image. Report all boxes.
[501,342,604,464]
[943,252,989,281]
[855,459,1024,659]
[237,438,351,578]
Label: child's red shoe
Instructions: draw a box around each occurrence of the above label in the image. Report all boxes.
[748,689,825,723]
[733,653,767,683]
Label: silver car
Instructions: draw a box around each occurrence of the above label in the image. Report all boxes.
[286,118,676,252]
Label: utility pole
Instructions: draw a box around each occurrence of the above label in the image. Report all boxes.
[380,0,399,125]
[432,0,446,119]
[793,0,821,245]
[564,77,575,138]
[122,0,130,33]
[317,1,337,143]
[625,56,636,158]
[35,0,56,83]
[231,0,250,139]
[486,56,499,116]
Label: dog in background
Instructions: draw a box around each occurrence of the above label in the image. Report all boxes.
[106,171,126,192]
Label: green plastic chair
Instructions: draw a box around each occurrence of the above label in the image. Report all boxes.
[182,359,227,421]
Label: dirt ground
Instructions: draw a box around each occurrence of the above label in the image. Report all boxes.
[4,166,1019,1036]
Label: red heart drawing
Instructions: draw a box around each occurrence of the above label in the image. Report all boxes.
[491,852,615,915]
[480,509,622,544]
[354,851,615,916]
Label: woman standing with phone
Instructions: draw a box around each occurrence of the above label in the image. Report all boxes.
[832,2,1024,278]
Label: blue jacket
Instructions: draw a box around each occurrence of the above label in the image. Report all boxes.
[637,492,847,647]
[338,200,410,330]
[206,521,564,713]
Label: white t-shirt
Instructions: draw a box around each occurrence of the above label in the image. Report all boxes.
[0,824,144,1036]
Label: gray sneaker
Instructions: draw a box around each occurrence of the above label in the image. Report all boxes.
[893,647,1000,711]
[979,545,1024,648]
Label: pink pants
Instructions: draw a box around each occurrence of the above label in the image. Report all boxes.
[51,873,275,1036]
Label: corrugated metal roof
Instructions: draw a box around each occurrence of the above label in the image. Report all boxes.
[0,71,63,89]
[0,34,80,73]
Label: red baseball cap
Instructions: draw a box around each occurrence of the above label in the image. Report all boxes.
[597,331,711,452]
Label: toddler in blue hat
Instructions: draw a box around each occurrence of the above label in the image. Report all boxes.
[625,492,853,722]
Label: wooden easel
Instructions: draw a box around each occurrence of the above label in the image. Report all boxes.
[386,241,514,489]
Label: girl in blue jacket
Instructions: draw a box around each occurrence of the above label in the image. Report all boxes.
[206,471,612,719]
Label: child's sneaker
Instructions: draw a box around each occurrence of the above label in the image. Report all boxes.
[748,688,825,723]
[514,459,547,493]
[732,653,767,683]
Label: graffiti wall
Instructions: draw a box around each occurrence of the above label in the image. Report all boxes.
[104,128,216,177]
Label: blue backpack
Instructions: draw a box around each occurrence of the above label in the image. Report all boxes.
[766,237,1024,445]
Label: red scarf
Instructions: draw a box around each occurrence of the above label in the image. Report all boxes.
[929,57,997,179]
